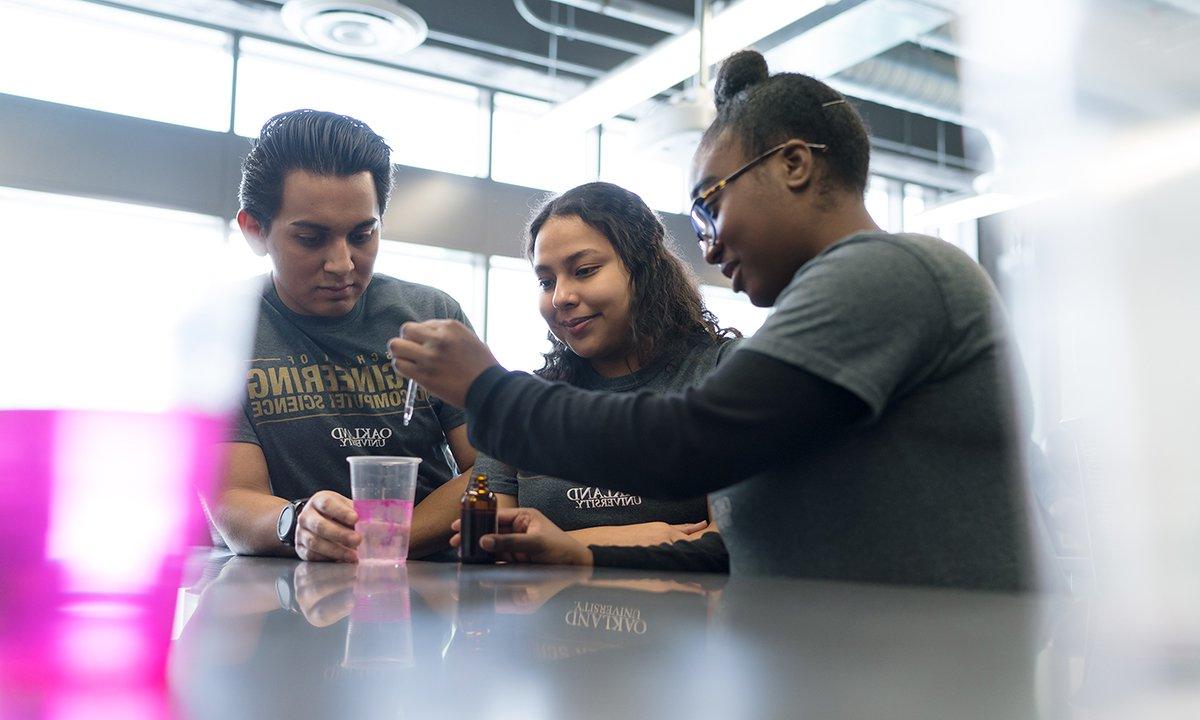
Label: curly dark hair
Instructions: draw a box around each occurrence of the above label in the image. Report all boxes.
[702,50,870,195]
[526,182,740,384]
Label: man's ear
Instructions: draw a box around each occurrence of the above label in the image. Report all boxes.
[779,140,817,193]
[236,209,269,257]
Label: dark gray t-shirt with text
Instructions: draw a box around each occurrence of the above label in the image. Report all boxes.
[229,274,468,504]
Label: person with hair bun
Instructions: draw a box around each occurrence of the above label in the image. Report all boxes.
[395,52,1040,591]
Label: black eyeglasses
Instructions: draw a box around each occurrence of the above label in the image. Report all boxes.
[689,139,828,257]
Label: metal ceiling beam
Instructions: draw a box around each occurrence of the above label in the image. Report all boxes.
[829,76,967,126]
[829,42,964,125]
[425,29,604,78]
[513,0,650,54]
[538,0,836,132]
[913,26,966,58]
[552,0,692,33]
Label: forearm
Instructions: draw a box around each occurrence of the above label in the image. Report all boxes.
[589,533,730,573]
[568,526,625,547]
[467,369,717,498]
[465,351,866,499]
[567,522,701,548]
[213,488,293,558]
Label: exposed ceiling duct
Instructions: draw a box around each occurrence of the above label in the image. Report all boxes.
[761,0,949,80]
[829,43,964,125]
[512,0,651,54]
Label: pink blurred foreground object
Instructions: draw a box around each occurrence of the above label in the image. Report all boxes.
[0,409,227,720]
[0,187,258,719]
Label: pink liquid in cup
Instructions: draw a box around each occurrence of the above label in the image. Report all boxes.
[353,499,414,564]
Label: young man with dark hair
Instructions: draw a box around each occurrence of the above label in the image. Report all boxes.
[210,109,475,562]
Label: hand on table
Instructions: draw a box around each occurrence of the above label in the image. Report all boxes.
[296,490,360,563]
[388,320,500,409]
[450,507,592,567]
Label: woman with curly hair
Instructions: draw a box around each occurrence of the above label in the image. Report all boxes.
[463,181,739,570]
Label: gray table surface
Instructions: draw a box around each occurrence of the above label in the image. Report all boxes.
[169,551,1192,720]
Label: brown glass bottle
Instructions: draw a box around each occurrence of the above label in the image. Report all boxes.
[459,473,497,564]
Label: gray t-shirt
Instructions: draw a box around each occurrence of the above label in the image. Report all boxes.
[475,336,739,530]
[229,274,468,504]
[718,232,1034,587]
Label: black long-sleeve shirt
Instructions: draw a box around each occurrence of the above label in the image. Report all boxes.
[589,532,730,574]
[465,349,865,501]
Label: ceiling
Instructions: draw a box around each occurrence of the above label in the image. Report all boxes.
[87,0,984,177]
[373,0,698,77]
[109,0,966,111]
[74,0,1200,187]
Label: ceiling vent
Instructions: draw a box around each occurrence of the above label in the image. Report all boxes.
[280,0,427,58]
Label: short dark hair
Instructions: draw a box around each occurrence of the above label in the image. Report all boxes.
[702,50,870,195]
[526,182,739,384]
[239,109,394,231]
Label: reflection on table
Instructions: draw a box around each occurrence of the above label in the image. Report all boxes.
[169,551,1170,720]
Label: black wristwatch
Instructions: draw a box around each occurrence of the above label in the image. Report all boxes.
[276,497,309,546]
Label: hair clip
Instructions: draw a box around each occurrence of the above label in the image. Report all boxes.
[821,99,847,107]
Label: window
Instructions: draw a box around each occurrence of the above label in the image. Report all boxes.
[931,188,981,259]
[490,93,596,191]
[224,220,272,280]
[865,180,979,259]
[373,240,486,330]
[235,39,488,178]
[485,255,551,372]
[0,186,234,412]
[0,0,233,131]
[865,175,896,232]
[902,182,932,233]
[600,118,690,214]
[700,284,772,338]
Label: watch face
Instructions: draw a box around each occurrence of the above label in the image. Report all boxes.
[277,503,296,542]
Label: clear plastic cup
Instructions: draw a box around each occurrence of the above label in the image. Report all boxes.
[347,456,421,564]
